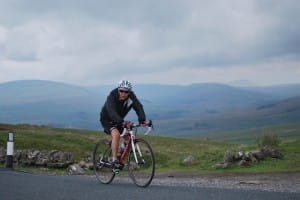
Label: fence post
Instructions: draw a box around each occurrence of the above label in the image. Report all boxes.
[6,131,14,169]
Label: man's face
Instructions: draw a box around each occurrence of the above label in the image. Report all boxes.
[118,89,130,100]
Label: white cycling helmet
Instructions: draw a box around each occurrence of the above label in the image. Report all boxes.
[118,80,132,91]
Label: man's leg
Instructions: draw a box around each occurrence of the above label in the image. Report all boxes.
[111,128,120,162]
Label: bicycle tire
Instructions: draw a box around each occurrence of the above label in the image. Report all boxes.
[127,138,155,187]
[93,139,115,184]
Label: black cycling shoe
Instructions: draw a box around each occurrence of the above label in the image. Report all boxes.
[112,160,122,174]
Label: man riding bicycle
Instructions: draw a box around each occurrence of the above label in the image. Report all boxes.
[100,80,147,172]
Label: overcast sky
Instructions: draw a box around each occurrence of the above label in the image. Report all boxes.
[0,0,299,86]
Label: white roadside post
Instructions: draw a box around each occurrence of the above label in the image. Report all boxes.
[6,131,14,169]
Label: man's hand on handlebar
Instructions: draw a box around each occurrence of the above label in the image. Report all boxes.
[121,120,152,127]
[119,120,153,135]
[122,121,132,127]
[140,121,148,127]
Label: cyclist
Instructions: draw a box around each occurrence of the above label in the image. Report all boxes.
[100,80,146,172]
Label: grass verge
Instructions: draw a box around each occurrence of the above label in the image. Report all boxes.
[1,123,299,174]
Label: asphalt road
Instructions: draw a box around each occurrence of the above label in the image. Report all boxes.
[0,169,299,200]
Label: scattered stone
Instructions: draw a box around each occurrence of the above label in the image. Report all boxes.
[214,162,229,169]
[238,160,249,167]
[79,160,93,170]
[67,164,85,175]
[182,155,194,166]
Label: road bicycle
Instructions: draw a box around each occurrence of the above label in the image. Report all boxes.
[93,120,155,187]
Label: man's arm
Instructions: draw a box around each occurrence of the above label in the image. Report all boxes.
[131,92,146,123]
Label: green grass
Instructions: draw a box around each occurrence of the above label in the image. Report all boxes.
[203,122,300,144]
[0,123,299,174]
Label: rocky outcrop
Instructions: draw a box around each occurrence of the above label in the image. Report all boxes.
[215,146,283,169]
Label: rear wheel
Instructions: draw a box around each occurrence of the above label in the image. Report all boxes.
[93,139,115,184]
[127,138,155,187]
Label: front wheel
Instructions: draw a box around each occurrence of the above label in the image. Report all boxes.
[93,139,115,184]
[127,138,155,187]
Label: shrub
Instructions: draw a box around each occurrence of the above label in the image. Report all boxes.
[257,133,281,148]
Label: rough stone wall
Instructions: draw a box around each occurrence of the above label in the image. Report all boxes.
[0,148,74,168]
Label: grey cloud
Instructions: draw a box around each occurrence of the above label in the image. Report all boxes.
[0,0,299,85]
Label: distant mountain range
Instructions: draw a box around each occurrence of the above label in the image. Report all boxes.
[1,80,300,137]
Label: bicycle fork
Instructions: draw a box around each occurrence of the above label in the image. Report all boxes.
[130,137,145,165]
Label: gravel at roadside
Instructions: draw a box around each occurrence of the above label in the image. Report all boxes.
[149,172,300,193]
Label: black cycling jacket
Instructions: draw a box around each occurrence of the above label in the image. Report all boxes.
[100,88,146,124]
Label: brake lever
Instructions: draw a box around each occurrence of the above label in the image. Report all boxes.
[144,126,152,135]
[144,120,153,135]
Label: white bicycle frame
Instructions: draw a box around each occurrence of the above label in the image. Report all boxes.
[120,124,152,164]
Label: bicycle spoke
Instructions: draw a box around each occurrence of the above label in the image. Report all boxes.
[128,139,155,187]
[93,139,115,184]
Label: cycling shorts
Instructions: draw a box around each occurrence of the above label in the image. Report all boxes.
[101,120,123,135]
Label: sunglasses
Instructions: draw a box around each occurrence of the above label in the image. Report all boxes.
[119,90,129,94]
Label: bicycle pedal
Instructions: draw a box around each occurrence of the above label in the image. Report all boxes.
[112,168,120,174]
